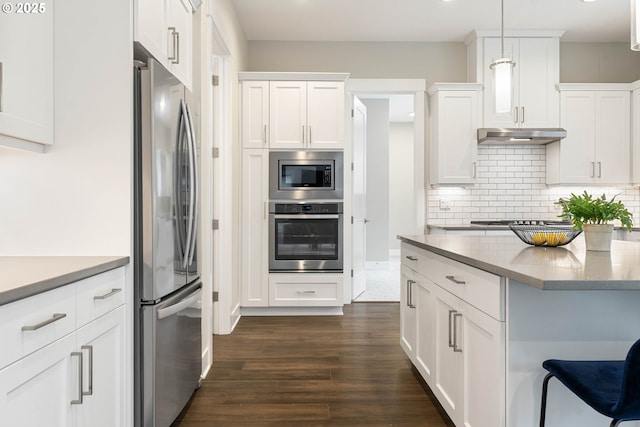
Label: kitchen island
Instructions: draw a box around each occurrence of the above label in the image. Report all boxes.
[398,234,640,427]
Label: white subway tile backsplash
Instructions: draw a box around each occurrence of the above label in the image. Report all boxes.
[427,145,640,225]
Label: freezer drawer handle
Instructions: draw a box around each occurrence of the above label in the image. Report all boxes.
[93,288,122,300]
[157,289,202,320]
[22,313,67,331]
[297,290,316,294]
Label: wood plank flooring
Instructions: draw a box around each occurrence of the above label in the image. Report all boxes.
[173,302,455,426]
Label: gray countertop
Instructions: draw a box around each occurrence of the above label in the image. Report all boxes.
[398,234,640,290]
[427,223,640,232]
[0,256,130,306]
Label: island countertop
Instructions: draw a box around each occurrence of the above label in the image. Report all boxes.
[0,256,130,306]
[398,234,640,290]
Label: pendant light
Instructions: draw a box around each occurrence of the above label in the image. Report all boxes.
[489,0,515,113]
[632,0,640,51]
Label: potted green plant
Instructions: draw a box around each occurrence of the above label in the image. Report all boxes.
[555,191,633,251]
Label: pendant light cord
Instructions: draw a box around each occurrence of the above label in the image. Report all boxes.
[501,0,505,57]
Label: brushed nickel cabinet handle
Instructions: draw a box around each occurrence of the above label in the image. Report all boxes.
[263,124,267,145]
[446,275,466,285]
[174,31,180,64]
[82,345,94,396]
[22,313,67,331]
[591,162,595,178]
[93,288,122,300]
[302,125,305,145]
[598,162,602,178]
[513,107,518,124]
[168,27,177,62]
[453,313,463,353]
[407,280,416,308]
[405,255,418,261]
[71,351,83,405]
[521,106,525,124]
[309,125,312,144]
[297,290,316,294]
[448,310,456,348]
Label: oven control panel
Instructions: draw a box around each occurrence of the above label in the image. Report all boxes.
[270,202,343,214]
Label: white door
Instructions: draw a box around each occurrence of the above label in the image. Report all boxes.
[352,96,367,300]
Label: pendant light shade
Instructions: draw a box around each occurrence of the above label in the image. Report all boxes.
[632,0,640,51]
[490,0,515,114]
[490,58,515,113]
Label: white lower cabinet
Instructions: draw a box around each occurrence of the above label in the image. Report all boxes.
[401,243,505,427]
[0,267,127,427]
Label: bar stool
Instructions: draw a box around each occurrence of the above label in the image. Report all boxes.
[540,338,640,427]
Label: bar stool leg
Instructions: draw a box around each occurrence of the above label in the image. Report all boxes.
[540,373,555,427]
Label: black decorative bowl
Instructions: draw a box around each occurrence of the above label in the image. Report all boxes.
[508,224,582,247]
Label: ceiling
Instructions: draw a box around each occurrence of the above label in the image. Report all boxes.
[230,0,631,43]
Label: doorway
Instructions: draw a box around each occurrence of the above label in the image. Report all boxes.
[351,92,417,302]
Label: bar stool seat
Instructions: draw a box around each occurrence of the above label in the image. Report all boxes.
[540,339,640,427]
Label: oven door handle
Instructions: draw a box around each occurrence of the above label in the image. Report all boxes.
[272,214,341,220]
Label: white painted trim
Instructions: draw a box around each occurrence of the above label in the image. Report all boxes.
[464,29,566,45]
[240,307,344,316]
[427,83,483,96]
[239,71,350,81]
[347,79,426,93]
[556,83,633,91]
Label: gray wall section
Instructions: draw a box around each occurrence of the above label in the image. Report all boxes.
[247,40,640,84]
[389,122,415,251]
[362,99,390,263]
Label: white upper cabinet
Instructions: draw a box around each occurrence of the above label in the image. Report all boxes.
[632,81,640,185]
[241,81,270,148]
[467,31,562,129]
[0,0,54,151]
[428,83,482,186]
[270,81,345,149]
[134,0,193,89]
[547,85,631,185]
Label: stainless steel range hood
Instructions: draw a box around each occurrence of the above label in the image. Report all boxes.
[477,128,567,145]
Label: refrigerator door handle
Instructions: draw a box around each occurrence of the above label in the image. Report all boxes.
[175,101,187,268]
[181,100,195,269]
[185,102,198,266]
[157,288,202,320]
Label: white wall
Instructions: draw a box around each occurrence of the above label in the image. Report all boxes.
[362,99,389,262]
[0,0,132,256]
[389,122,415,250]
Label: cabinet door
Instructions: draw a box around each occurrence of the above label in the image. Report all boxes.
[433,287,463,425]
[166,0,193,90]
[241,81,270,148]
[269,81,307,149]
[134,0,168,64]
[461,303,505,427]
[633,89,640,184]
[241,149,269,306]
[399,265,416,357]
[75,307,126,427]
[0,333,76,426]
[482,37,519,128]
[0,0,54,149]
[307,82,344,149]
[517,38,559,128]
[414,277,435,386]
[430,89,479,185]
[596,91,630,184]
[555,91,597,184]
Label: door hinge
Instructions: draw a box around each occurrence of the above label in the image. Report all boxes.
[351,216,354,225]
[213,291,219,302]
[212,219,219,230]
[351,269,354,278]
[351,108,354,118]
[351,162,354,171]
[212,147,219,158]
[212,75,219,86]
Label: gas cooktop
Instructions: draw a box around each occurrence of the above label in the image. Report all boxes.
[470,220,571,226]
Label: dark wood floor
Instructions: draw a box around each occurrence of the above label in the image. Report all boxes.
[173,302,455,426]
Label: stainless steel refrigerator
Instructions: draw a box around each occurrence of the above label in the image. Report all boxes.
[133,57,202,427]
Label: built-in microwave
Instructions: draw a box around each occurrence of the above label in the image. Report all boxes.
[269,151,344,200]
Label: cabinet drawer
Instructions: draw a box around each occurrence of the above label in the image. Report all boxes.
[422,250,504,321]
[0,284,76,369]
[269,274,343,307]
[76,267,126,327]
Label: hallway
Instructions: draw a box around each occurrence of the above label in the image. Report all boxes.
[173,303,453,426]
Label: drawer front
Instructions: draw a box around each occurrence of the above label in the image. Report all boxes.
[76,267,126,327]
[0,284,77,369]
[269,274,343,307]
[422,250,504,321]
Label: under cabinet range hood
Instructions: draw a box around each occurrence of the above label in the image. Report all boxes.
[477,128,567,145]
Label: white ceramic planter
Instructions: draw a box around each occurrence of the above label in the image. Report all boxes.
[583,223,615,251]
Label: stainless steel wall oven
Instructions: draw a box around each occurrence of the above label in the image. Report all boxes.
[269,202,343,272]
[269,151,343,200]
